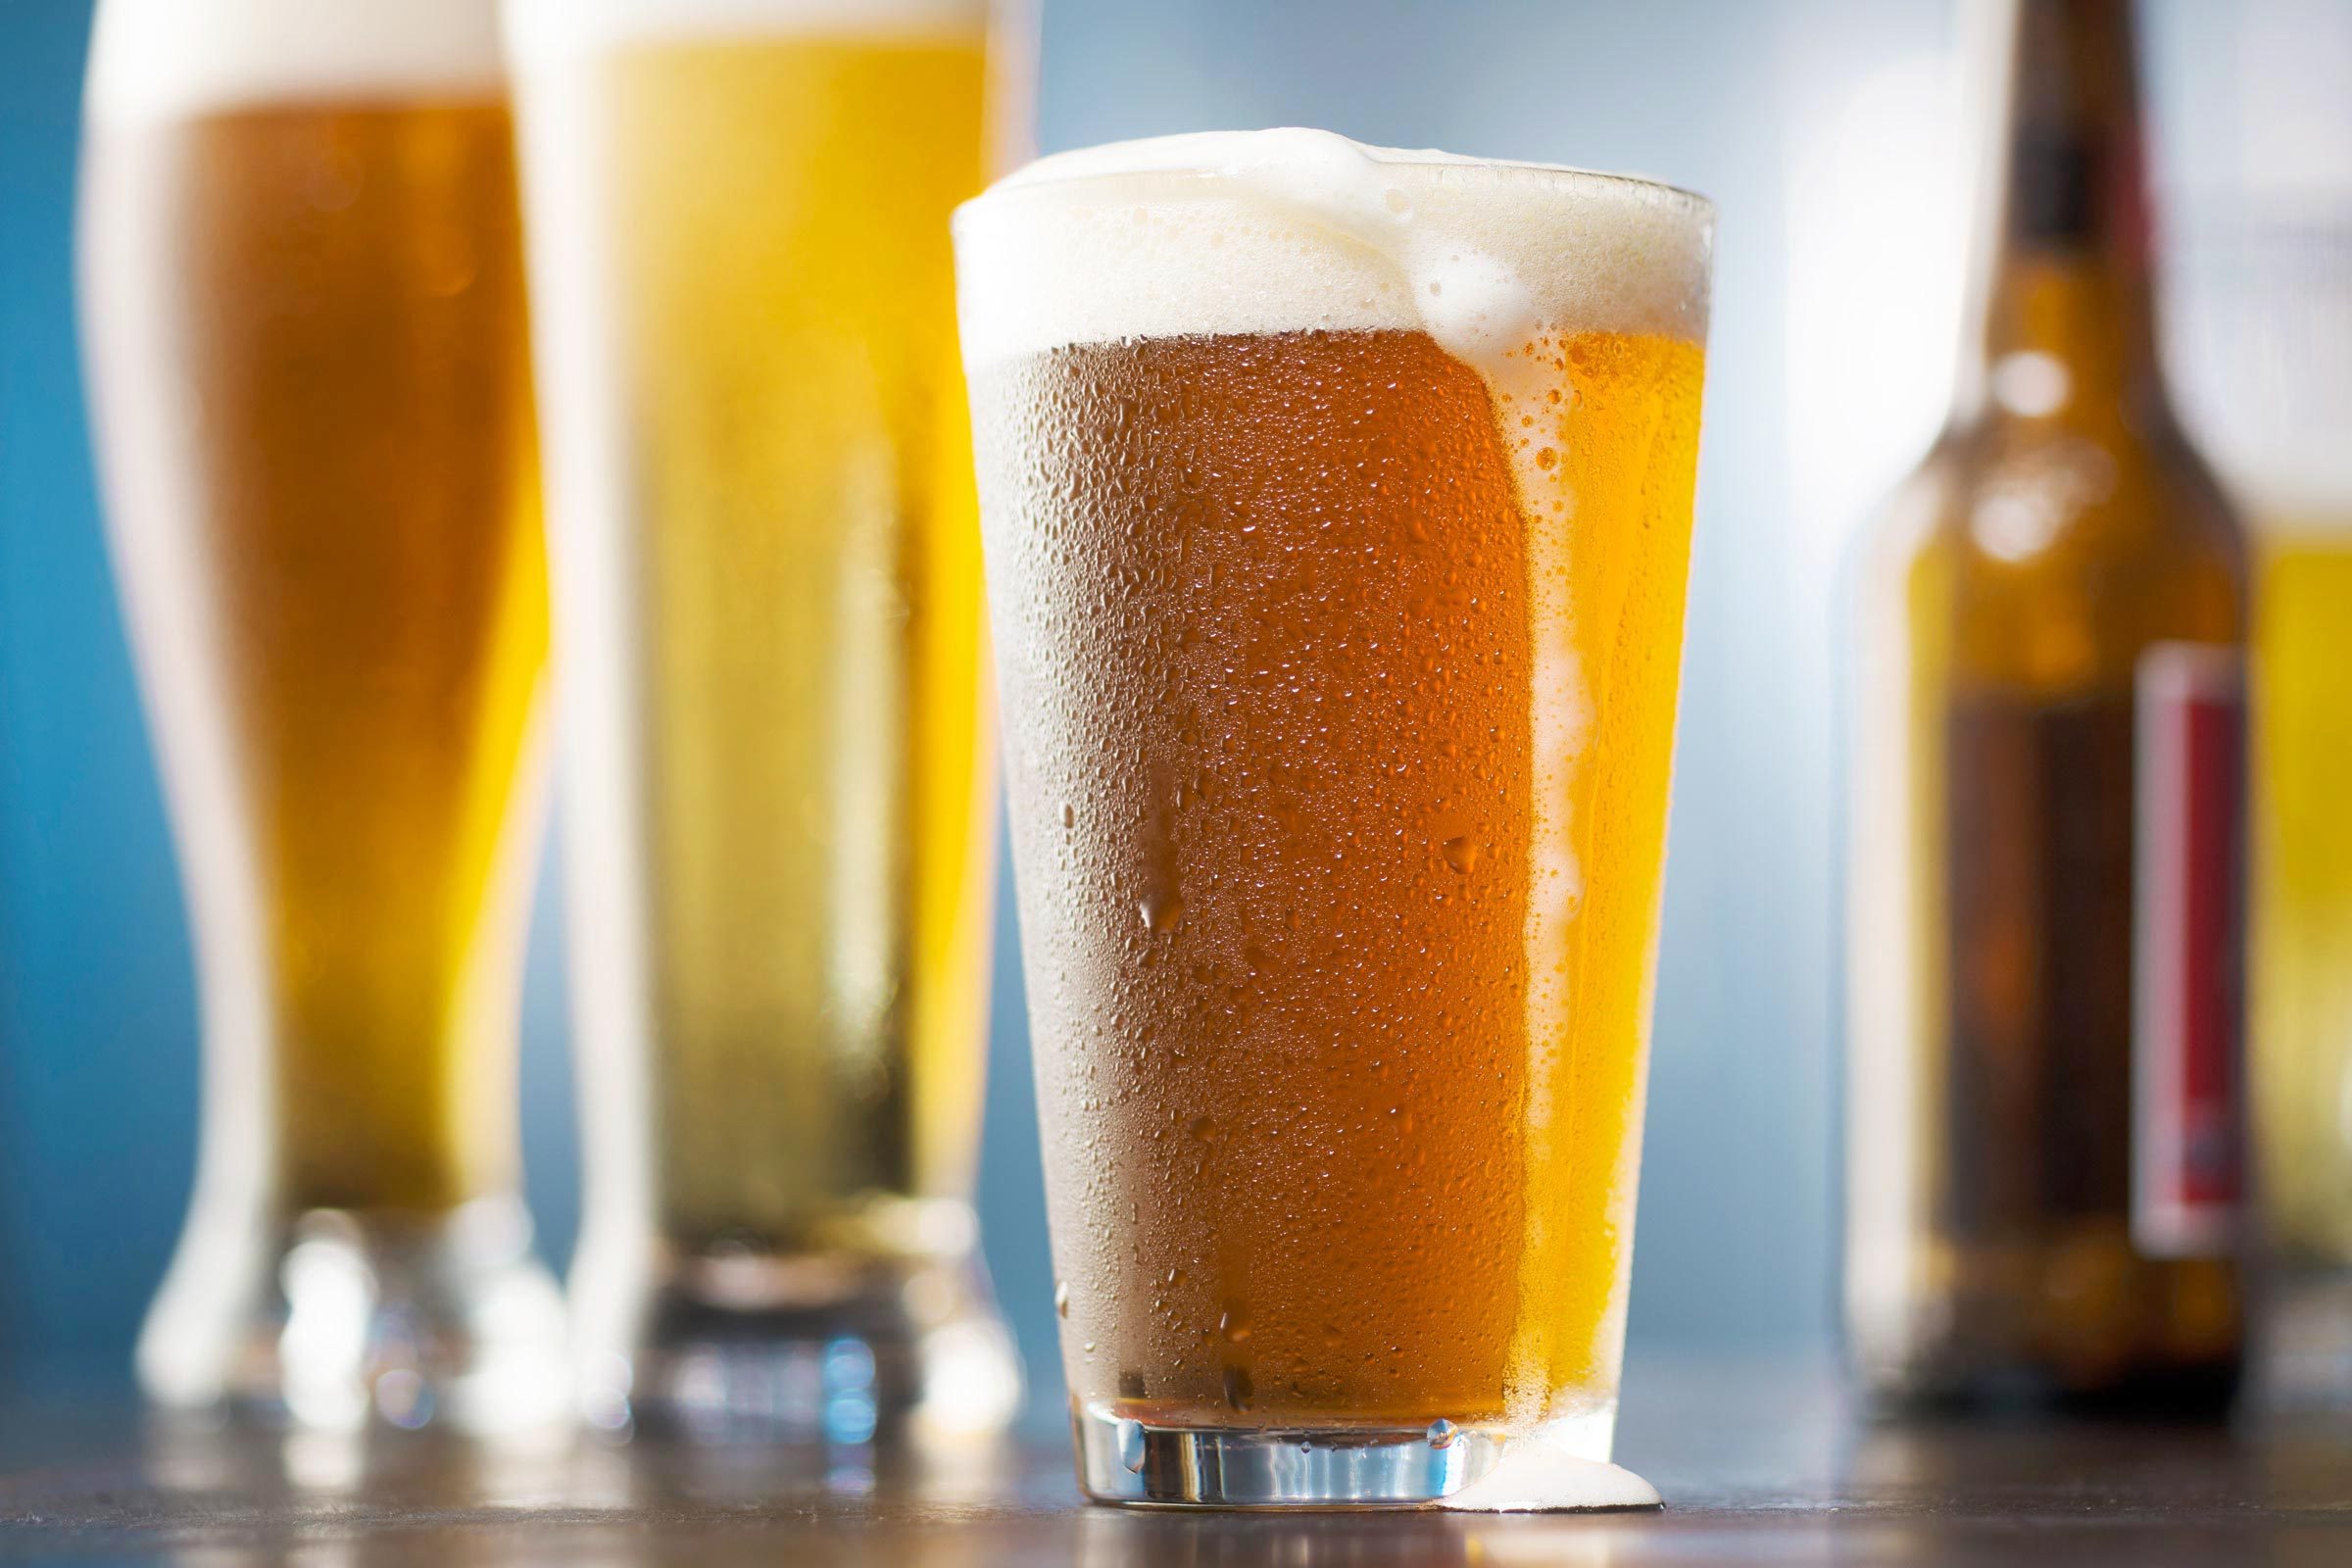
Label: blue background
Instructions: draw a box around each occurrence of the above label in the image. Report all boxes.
[0,0,2058,1411]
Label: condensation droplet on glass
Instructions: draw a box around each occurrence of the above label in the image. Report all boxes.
[1442,836,1480,873]
[1427,1418,1458,1449]
[1222,1363,1254,1412]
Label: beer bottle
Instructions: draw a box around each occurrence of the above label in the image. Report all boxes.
[1844,0,2248,1411]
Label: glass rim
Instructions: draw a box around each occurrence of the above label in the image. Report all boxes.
[959,139,1714,227]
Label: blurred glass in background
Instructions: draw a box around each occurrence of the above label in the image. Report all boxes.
[505,0,1029,1440]
[2162,0,2352,1408]
[75,0,564,1430]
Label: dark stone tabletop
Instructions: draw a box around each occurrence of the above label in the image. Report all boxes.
[1,1359,2347,1564]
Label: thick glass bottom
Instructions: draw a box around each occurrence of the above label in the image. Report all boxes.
[2254,1266,2352,1412]
[1069,1400,1652,1509]
[571,1242,1021,1445]
[136,1198,568,1436]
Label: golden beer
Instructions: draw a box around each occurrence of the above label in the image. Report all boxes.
[957,131,1710,1504]
[80,0,561,1428]
[506,0,1020,1434]
[606,38,993,1254]
[2245,521,2352,1403]
[2253,526,2352,1265]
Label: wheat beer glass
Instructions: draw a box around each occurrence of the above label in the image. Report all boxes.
[79,0,563,1431]
[506,0,1023,1439]
[956,130,1712,1506]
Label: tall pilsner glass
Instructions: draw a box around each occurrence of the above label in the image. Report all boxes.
[78,0,564,1431]
[506,0,1026,1439]
[957,130,1713,1506]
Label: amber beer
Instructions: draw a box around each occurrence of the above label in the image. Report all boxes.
[1845,0,2247,1409]
[79,0,560,1427]
[959,131,1710,1505]
[506,0,1021,1435]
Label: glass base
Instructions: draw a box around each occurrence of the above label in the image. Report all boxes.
[136,1198,569,1436]
[1070,1401,1651,1509]
[2260,1267,2352,1411]
[573,1248,1022,1445]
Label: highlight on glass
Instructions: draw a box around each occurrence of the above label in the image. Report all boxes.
[956,128,1712,1506]
[77,0,564,1432]
[505,0,1027,1440]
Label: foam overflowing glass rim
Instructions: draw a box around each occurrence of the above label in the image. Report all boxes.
[951,128,1715,370]
[972,133,1711,209]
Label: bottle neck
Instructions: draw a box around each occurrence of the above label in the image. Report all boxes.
[1960,0,2167,423]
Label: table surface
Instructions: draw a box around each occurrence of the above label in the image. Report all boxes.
[2,1361,2348,1565]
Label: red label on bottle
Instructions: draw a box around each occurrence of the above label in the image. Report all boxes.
[2132,644,2246,1258]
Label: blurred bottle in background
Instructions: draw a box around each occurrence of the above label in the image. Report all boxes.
[505,0,1028,1441]
[77,0,564,1431]
[1845,0,2248,1411]
[2172,202,2352,1407]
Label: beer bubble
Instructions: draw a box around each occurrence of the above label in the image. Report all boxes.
[1218,1303,1252,1344]
[303,150,365,214]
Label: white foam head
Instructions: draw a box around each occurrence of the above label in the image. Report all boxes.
[85,0,507,126]
[953,128,1713,372]
[504,0,988,63]
[1438,1439,1662,1514]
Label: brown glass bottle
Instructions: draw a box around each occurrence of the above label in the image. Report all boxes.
[1844,0,2248,1412]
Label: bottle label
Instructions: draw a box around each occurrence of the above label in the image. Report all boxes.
[2131,643,2247,1258]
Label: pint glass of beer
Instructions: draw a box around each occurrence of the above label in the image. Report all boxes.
[956,130,1712,1506]
[78,0,564,1430]
[505,0,1025,1438]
